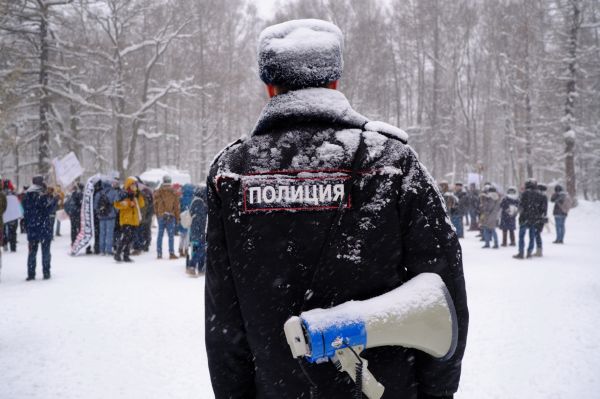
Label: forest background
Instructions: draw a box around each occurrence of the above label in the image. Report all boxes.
[1,0,599,199]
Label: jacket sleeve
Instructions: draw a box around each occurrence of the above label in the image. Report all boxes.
[137,193,145,209]
[397,152,469,397]
[205,178,256,399]
[0,193,6,216]
[113,199,130,210]
[153,192,162,216]
[174,193,180,221]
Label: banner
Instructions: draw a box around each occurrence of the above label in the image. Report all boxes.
[2,195,23,223]
[467,173,483,189]
[71,175,100,255]
[54,152,84,189]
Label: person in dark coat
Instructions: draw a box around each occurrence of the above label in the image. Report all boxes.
[467,183,479,231]
[205,19,468,399]
[22,176,57,280]
[514,179,546,259]
[94,180,120,255]
[19,186,28,234]
[187,185,208,276]
[533,184,548,257]
[550,184,571,244]
[64,183,84,246]
[454,182,468,238]
[499,186,519,246]
[132,179,153,254]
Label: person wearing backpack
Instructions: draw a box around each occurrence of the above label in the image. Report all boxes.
[94,180,119,255]
[64,183,84,245]
[551,184,571,244]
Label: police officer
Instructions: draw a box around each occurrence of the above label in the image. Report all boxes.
[205,19,468,399]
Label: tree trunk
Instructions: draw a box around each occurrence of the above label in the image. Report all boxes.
[564,0,580,200]
[430,0,440,178]
[38,4,50,176]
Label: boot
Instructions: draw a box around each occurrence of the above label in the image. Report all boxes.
[534,248,543,257]
[26,276,35,281]
[513,253,524,259]
[526,252,533,259]
[186,268,197,278]
[123,256,134,263]
[43,273,51,280]
[179,249,185,257]
[114,253,122,262]
[169,253,179,260]
[157,254,163,259]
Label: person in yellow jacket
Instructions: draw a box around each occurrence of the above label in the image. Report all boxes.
[113,177,145,262]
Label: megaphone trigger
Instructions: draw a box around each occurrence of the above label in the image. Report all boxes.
[332,345,385,399]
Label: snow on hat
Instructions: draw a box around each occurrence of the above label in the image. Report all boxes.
[258,19,344,89]
[525,178,537,190]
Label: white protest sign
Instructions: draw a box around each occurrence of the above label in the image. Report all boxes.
[467,173,482,189]
[54,152,84,189]
[2,195,23,223]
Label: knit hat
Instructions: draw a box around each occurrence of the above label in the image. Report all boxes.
[258,19,344,89]
[525,179,537,190]
[32,175,45,187]
[555,184,563,193]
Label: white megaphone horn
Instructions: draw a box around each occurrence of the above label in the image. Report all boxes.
[284,273,458,399]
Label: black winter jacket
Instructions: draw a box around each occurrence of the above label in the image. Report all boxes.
[205,88,468,399]
[190,189,208,243]
[518,189,547,226]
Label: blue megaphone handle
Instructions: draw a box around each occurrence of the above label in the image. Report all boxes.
[302,319,367,363]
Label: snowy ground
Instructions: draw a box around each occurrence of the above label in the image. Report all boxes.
[1,202,599,399]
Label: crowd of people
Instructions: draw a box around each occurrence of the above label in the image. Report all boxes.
[0,172,577,282]
[439,178,573,258]
[0,174,208,281]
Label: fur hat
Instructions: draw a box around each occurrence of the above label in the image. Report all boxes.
[258,19,344,89]
[525,178,537,190]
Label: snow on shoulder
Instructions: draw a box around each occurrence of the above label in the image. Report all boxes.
[364,121,409,143]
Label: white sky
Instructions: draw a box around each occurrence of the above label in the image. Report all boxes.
[252,0,281,19]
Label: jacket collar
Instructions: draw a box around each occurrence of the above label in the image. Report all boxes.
[251,88,369,136]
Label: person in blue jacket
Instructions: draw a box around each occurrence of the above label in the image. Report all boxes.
[187,185,208,276]
[22,176,57,280]
[178,183,196,257]
[94,179,120,256]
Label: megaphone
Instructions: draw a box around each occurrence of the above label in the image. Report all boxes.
[284,273,458,399]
